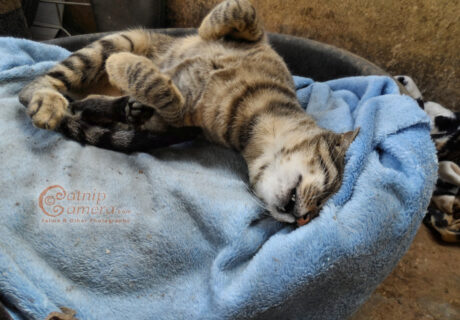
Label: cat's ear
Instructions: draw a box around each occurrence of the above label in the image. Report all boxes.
[337,127,360,150]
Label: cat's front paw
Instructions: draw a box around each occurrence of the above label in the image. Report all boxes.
[105,52,156,93]
[105,52,130,90]
[27,89,68,130]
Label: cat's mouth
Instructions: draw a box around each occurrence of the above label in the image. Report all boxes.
[277,188,296,214]
[277,175,302,216]
[276,187,320,227]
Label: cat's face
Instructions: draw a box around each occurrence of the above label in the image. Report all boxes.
[251,129,358,225]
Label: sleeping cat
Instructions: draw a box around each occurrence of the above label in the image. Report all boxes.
[19,0,359,226]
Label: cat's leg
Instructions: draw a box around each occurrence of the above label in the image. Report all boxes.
[105,52,185,126]
[19,30,174,130]
[69,95,131,126]
[198,0,264,42]
[59,113,197,153]
[59,96,193,152]
[70,95,158,127]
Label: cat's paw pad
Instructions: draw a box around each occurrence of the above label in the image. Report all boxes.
[125,97,154,124]
[27,89,68,130]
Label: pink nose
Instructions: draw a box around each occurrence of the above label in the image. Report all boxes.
[296,216,311,226]
[296,209,319,227]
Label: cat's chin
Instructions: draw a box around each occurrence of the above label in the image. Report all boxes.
[269,208,296,224]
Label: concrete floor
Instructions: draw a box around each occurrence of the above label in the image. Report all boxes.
[350,226,460,320]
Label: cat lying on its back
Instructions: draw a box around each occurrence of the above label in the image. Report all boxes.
[19,0,358,226]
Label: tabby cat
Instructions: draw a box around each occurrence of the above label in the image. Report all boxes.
[19,0,359,226]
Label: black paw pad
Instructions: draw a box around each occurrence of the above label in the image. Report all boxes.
[125,98,155,124]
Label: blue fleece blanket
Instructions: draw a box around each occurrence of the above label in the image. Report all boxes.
[0,38,437,320]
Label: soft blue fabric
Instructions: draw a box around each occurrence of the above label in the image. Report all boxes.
[0,38,437,320]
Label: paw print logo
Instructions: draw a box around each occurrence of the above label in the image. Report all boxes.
[39,185,67,217]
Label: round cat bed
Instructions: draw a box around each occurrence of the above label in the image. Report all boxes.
[45,28,389,81]
[0,31,436,319]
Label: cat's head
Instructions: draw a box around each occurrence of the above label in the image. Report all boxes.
[250,128,359,226]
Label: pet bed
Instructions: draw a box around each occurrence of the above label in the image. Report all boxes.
[0,31,437,320]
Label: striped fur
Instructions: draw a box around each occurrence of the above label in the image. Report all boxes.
[19,0,359,226]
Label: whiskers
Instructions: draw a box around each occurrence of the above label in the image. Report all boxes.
[301,176,340,209]
[245,183,268,210]
[244,183,273,226]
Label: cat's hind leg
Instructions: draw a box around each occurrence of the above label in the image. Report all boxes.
[59,114,198,153]
[105,52,185,126]
[60,96,197,152]
[198,0,264,42]
[70,95,158,128]
[70,95,131,126]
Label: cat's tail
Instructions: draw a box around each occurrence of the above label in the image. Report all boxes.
[57,116,201,153]
[198,0,265,42]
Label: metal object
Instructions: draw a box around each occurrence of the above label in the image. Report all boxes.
[40,0,91,6]
[32,0,92,39]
